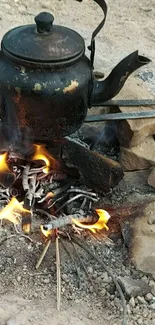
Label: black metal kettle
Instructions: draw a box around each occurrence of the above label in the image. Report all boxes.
[0,0,150,146]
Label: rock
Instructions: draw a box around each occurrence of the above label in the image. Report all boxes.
[137,318,143,325]
[120,136,155,171]
[42,277,50,284]
[101,272,111,283]
[148,167,155,188]
[145,293,153,302]
[131,202,155,278]
[118,276,151,297]
[149,302,155,310]
[87,266,93,274]
[17,275,21,282]
[149,280,155,295]
[129,297,136,308]
[7,318,16,325]
[137,296,146,304]
[114,78,155,148]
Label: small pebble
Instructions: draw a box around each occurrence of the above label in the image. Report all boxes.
[17,275,21,282]
[137,318,143,325]
[129,297,135,308]
[7,318,16,325]
[145,292,153,302]
[88,312,96,320]
[149,302,155,310]
[87,266,93,274]
[137,296,146,304]
[42,277,50,284]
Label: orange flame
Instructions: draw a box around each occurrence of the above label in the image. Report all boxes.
[0,197,30,224]
[32,145,57,174]
[0,152,10,173]
[72,209,110,233]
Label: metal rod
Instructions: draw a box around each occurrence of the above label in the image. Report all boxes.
[92,99,155,107]
[85,110,155,122]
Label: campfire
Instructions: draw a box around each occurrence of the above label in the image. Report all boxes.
[0,140,112,237]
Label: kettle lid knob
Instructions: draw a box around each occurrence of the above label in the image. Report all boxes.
[35,12,54,33]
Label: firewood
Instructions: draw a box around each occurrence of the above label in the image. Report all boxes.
[59,139,124,193]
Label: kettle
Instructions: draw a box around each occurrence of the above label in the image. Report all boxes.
[0,0,150,146]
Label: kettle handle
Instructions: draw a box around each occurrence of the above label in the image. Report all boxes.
[76,0,107,67]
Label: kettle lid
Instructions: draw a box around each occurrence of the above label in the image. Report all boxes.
[1,12,85,65]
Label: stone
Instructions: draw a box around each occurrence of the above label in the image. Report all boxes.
[7,318,16,325]
[137,296,146,304]
[114,78,155,148]
[145,293,153,302]
[137,319,143,325]
[131,202,155,278]
[87,266,93,274]
[118,276,151,297]
[120,136,155,171]
[149,302,155,310]
[148,167,155,188]
[129,297,136,308]
[149,280,155,295]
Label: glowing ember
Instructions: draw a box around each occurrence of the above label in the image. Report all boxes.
[32,144,59,174]
[72,209,110,233]
[0,197,31,225]
[0,152,10,173]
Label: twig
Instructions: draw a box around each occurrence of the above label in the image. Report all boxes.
[22,164,30,191]
[36,239,51,269]
[42,213,97,231]
[60,238,81,288]
[67,188,98,198]
[35,208,56,220]
[71,237,127,325]
[71,241,96,290]
[55,194,98,213]
[56,235,61,311]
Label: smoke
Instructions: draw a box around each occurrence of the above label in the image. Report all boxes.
[0,94,34,156]
[79,122,118,150]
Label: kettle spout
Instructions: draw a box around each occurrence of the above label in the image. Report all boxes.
[91,50,151,105]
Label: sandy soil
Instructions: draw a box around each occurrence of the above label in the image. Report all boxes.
[0,0,155,324]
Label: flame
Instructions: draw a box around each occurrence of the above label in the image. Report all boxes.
[0,152,10,173]
[72,209,110,233]
[32,145,57,174]
[40,225,53,238]
[0,197,30,224]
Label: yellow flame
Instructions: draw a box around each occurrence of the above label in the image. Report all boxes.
[32,145,51,174]
[40,225,53,238]
[0,152,10,173]
[72,209,110,233]
[0,197,30,224]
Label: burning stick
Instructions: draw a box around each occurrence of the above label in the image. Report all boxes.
[41,213,97,233]
[41,209,110,234]
[36,239,51,270]
[56,235,61,311]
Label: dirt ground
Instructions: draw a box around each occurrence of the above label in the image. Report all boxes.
[0,0,155,324]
